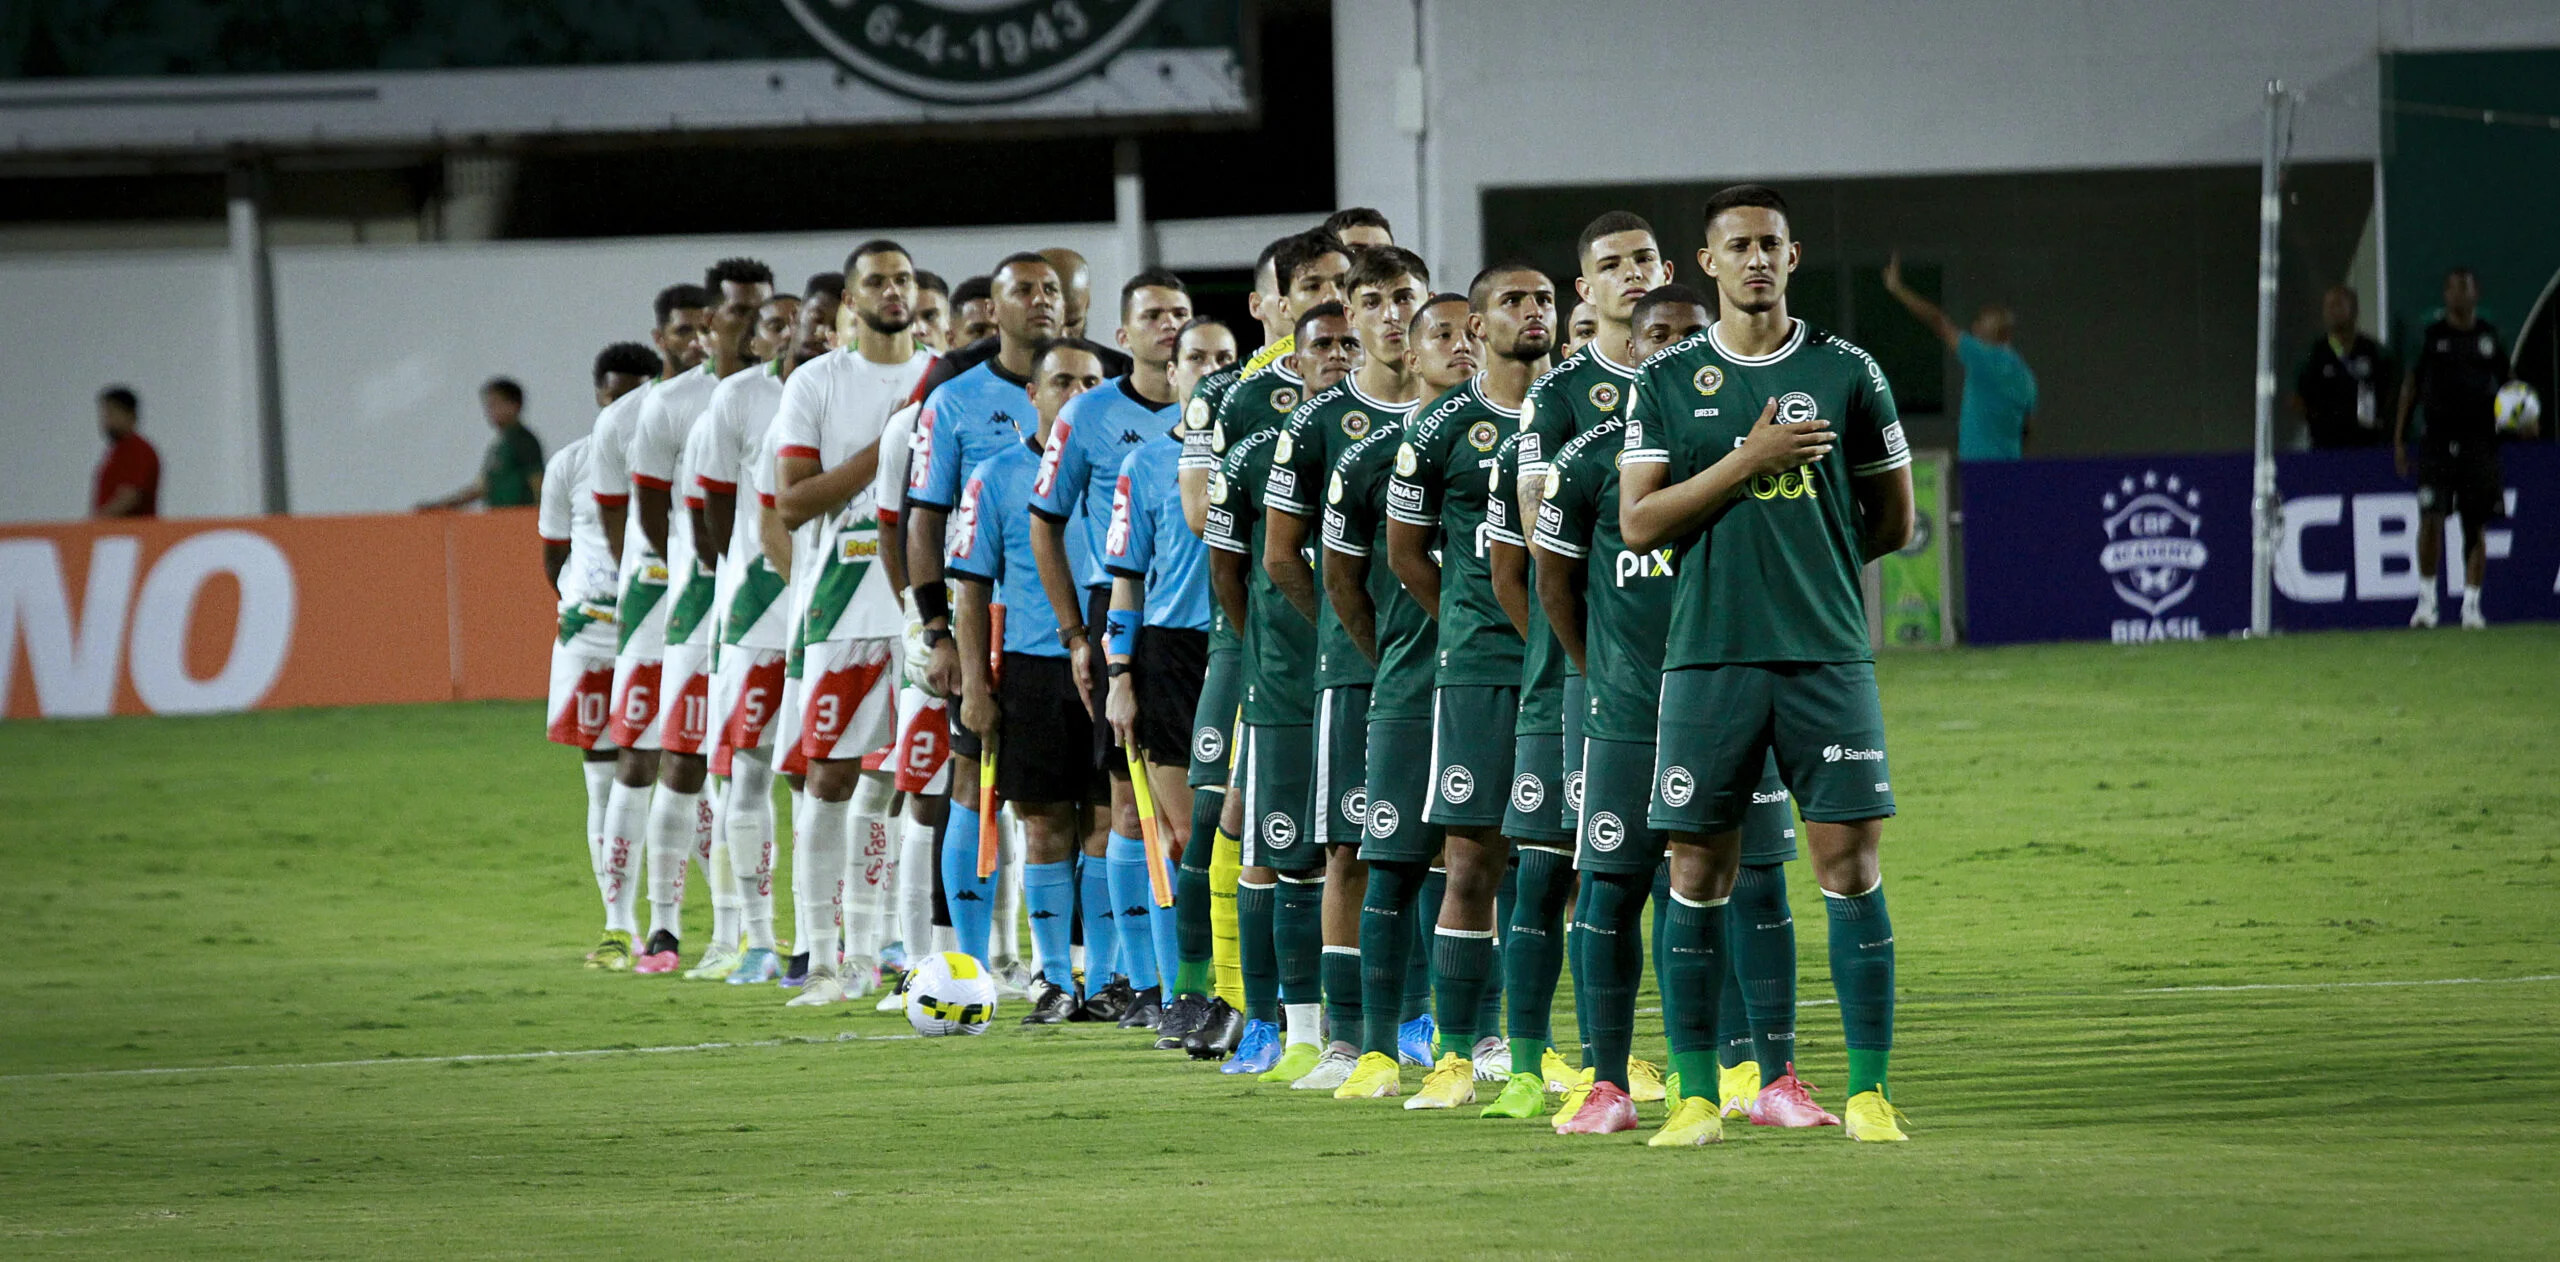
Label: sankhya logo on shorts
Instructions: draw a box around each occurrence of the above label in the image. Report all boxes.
[1261,812,1298,847]
[1822,744,1883,763]
[1588,811,1626,852]
[1368,801,1400,838]
[1563,769,1584,813]
[1439,765,1475,804]
[1510,773,1544,812]
[1192,725,1224,764]
[1659,765,1696,808]
[1341,787,1368,825]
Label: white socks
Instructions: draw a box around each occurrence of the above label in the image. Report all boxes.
[841,773,897,969]
[728,749,778,951]
[582,759,615,923]
[1284,1002,1324,1048]
[600,778,649,936]
[706,784,740,951]
[897,813,938,964]
[645,785,702,941]
[795,794,848,968]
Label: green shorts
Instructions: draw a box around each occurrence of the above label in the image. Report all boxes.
[1575,736,1667,875]
[1426,685,1518,831]
[1359,717,1440,864]
[1560,674,1586,821]
[1188,644,1244,789]
[1651,662,1894,835]
[1316,686,1371,849]
[1503,732,1572,846]
[1240,722,1319,872]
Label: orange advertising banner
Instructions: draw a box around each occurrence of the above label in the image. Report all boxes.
[1,509,558,720]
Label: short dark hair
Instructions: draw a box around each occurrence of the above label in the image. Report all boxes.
[705,257,775,291]
[953,274,993,307]
[480,376,524,406]
[98,384,139,415]
[1408,292,1470,337]
[1029,336,1111,378]
[845,239,910,274]
[1177,315,1234,347]
[654,283,713,327]
[1254,234,1294,285]
[992,251,1056,282]
[1701,184,1790,238]
[916,270,950,297]
[1120,266,1189,316]
[1323,207,1394,240]
[1346,245,1431,295]
[1631,282,1713,328]
[1468,260,1549,309]
[1576,211,1657,264]
[2445,265,2478,283]
[593,342,660,386]
[803,272,845,303]
[1294,300,1350,342]
[1274,231,1349,290]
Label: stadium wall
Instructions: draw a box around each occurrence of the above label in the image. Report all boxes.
[0,509,554,720]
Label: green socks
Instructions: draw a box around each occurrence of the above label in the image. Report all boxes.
[1661,890,1728,1103]
[1236,879,1278,1024]
[1274,873,1324,1006]
[1172,788,1221,999]
[1732,861,1798,1079]
[1474,858,1515,1043]
[1505,846,1574,1065]
[1579,870,1648,1090]
[1569,871,1594,1067]
[1360,860,1426,1056]
[1826,880,1895,1099]
[1404,867,1445,1022]
[1430,926,1496,1059]
[1321,946,1362,1047]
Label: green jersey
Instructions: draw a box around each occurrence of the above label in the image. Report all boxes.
[1203,425,1317,725]
[1510,345,1638,732]
[1321,419,1434,721]
[1179,336,1299,653]
[1622,320,1910,667]
[1389,377,1526,688]
[1488,428,1563,735]
[1530,417,1673,744]
[1267,378,1422,690]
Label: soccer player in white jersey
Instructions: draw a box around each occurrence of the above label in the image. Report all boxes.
[590,282,711,970]
[625,259,775,975]
[683,281,806,982]
[872,374,959,1010]
[773,240,937,1005]
[553,342,662,970]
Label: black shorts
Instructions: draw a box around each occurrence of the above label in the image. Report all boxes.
[1083,587,1128,777]
[1135,625,1209,768]
[2418,448,2505,522]
[995,652,1107,806]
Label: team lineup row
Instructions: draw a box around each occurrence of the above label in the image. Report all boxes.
[536,189,1916,1145]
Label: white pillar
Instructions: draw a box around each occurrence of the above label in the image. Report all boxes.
[228,164,286,514]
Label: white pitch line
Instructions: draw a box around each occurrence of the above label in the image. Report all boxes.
[10,973,2556,1084]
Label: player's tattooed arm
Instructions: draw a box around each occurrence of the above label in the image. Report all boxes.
[1322,542,1380,664]
[1531,543,1585,672]
[1385,519,1440,621]
[1263,508,1321,625]
[1620,397,1826,551]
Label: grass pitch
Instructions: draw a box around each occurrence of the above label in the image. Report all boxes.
[5,627,2557,1258]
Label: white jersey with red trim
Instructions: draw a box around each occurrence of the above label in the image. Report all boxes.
[773,346,934,645]
[537,434,615,614]
[710,363,792,652]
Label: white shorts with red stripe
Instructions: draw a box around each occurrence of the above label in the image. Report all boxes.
[884,683,953,795]
[606,652,665,752]
[709,646,789,777]
[546,623,618,751]
[797,636,898,764]
[775,672,809,777]
[656,640,714,756]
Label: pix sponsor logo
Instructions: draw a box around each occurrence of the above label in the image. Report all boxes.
[1614,548,1673,586]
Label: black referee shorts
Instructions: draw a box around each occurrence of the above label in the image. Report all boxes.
[2418,447,2506,522]
[1135,625,1209,769]
[1083,586,1126,777]
[996,651,1108,807]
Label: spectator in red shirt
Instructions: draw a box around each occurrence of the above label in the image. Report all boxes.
[92,385,160,519]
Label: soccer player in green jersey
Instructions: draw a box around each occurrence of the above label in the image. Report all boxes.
[1619,184,1916,1145]
[1202,301,1355,1076]
[1387,264,1558,1110]
[1261,246,1433,1090]
[1485,212,1677,1119]
[1321,293,1480,1098]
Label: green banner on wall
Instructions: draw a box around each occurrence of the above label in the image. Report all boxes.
[1877,450,1951,649]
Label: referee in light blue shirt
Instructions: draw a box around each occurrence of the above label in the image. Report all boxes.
[1884,252,2038,461]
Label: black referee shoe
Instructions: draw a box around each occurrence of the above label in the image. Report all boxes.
[1153,994,1210,1049]
[1074,977,1135,1023]
[1022,981,1078,1025]
[1117,985,1164,1030]
[1186,997,1246,1060]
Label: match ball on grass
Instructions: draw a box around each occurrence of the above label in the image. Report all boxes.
[903,951,998,1036]
[2493,381,2541,435]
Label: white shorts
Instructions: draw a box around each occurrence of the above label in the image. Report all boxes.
[709,645,789,777]
[797,636,899,765]
[884,684,953,795]
[546,622,618,751]
[657,639,714,756]
[775,663,808,778]
[607,652,665,752]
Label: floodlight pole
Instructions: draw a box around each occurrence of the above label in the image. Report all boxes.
[2249,80,2286,638]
